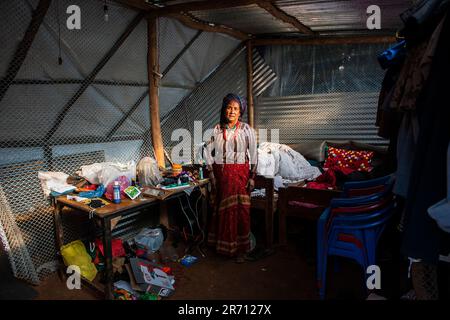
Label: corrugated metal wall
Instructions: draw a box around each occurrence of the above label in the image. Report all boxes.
[256,92,386,146]
[255,42,389,146]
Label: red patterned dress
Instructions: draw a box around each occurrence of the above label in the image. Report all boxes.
[206,121,257,256]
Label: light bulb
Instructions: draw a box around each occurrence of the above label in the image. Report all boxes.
[104,5,109,22]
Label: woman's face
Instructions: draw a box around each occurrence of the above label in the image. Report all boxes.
[225,100,240,124]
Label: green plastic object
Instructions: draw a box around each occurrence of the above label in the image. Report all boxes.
[140,292,159,300]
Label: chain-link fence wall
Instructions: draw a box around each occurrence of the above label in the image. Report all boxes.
[0,0,250,284]
[255,43,391,146]
[0,0,155,284]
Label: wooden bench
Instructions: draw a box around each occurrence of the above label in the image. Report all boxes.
[251,175,277,249]
[277,186,342,246]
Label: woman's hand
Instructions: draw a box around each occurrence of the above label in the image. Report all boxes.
[247,178,255,193]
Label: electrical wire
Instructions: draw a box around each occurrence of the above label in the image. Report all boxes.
[56,0,62,65]
[185,192,205,245]
[178,197,194,236]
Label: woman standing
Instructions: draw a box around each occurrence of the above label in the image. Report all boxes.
[206,93,258,263]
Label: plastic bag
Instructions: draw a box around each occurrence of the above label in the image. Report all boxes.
[99,161,136,187]
[77,163,106,185]
[78,184,106,199]
[136,157,163,186]
[134,227,164,253]
[78,161,136,187]
[60,240,97,282]
[104,176,130,201]
[38,171,75,198]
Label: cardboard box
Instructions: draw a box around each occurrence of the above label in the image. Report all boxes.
[129,258,175,297]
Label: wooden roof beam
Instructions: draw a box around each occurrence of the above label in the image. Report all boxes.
[257,1,314,35]
[251,34,395,46]
[154,0,261,16]
[169,12,250,40]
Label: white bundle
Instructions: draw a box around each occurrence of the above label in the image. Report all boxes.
[38,172,75,198]
[257,142,321,180]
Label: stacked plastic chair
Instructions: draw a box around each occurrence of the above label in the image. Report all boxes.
[316,174,395,299]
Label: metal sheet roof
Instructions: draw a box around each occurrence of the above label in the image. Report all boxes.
[275,0,411,32]
[151,0,412,35]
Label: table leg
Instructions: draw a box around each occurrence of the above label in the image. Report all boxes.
[265,202,274,249]
[159,201,169,229]
[201,185,209,233]
[53,203,66,281]
[279,205,287,246]
[102,217,114,300]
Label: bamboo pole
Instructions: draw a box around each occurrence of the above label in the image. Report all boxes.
[246,41,254,127]
[148,15,165,168]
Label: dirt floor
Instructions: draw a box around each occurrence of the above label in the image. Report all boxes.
[1,214,414,300]
[28,240,370,300]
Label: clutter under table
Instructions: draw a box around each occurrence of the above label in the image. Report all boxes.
[53,179,209,300]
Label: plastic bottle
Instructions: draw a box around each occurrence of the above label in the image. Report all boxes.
[199,167,204,180]
[113,181,121,204]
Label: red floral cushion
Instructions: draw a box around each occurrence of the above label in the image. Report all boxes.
[324,146,374,172]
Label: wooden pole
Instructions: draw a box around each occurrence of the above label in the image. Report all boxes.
[246,41,254,127]
[252,34,395,46]
[170,13,249,40]
[148,15,165,169]
[257,1,314,35]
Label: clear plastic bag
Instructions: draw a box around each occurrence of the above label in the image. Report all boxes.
[136,157,163,186]
[78,161,136,187]
[134,227,164,253]
[99,161,136,187]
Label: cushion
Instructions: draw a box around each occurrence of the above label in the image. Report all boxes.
[289,141,326,162]
[324,146,374,172]
[323,140,352,162]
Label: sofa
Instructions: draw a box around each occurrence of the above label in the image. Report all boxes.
[277,140,394,245]
[288,140,392,186]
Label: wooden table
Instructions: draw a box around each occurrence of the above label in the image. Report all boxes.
[53,180,209,300]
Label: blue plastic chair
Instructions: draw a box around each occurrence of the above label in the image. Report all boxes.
[342,174,395,198]
[316,192,395,299]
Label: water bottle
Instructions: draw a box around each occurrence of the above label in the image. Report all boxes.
[113,181,121,204]
[199,166,204,180]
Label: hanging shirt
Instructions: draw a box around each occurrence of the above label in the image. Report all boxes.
[205,121,258,178]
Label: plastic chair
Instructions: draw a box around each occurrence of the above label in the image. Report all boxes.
[316,192,395,299]
[342,174,394,197]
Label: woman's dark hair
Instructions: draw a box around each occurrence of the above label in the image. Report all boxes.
[220,93,246,128]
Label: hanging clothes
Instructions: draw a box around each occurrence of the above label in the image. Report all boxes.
[389,16,446,112]
[400,10,450,264]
